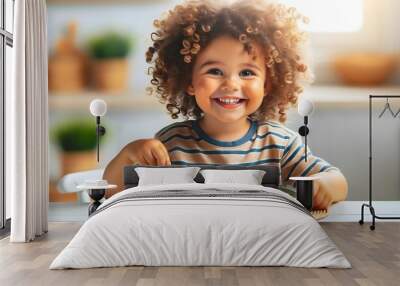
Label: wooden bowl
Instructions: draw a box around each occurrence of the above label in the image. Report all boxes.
[333,53,397,86]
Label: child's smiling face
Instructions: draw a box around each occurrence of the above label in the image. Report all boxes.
[187,35,269,124]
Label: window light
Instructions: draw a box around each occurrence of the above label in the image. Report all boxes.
[279,0,363,33]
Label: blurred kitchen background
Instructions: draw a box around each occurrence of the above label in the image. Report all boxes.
[47,0,400,208]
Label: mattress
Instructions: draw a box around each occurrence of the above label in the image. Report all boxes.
[50,183,351,269]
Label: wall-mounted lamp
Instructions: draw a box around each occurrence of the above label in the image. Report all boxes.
[89,99,107,163]
[297,98,314,162]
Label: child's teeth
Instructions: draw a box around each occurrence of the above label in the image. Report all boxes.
[218,98,240,104]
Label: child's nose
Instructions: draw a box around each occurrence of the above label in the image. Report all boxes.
[221,77,239,92]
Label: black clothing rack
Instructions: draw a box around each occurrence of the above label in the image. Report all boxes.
[359,95,400,230]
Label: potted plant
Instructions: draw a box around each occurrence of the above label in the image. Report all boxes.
[52,119,105,175]
[87,31,135,92]
[48,21,89,92]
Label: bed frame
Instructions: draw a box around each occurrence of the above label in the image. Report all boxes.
[87,165,281,216]
[123,164,281,189]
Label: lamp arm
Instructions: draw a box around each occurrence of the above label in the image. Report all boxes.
[95,116,106,162]
[298,116,309,162]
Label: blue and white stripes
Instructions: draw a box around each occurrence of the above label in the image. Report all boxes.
[155,119,337,185]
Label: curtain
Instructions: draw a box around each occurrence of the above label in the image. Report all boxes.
[7,0,48,242]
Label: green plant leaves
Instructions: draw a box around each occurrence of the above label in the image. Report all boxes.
[52,119,106,152]
[87,31,134,59]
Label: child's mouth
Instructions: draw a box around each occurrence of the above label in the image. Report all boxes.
[213,98,246,109]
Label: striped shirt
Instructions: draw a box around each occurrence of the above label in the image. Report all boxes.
[155,119,338,186]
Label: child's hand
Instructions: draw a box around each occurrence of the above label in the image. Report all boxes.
[123,139,171,166]
[312,180,334,210]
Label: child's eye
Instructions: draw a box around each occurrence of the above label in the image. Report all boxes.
[207,68,223,76]
[239,69,256,77]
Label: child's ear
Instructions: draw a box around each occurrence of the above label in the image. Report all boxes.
[186,84,195,96]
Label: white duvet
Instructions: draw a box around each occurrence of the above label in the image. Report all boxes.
[50,183,351,269]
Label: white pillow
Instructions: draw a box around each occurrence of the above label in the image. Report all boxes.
[135,167,200,186]
[200,169,266,185]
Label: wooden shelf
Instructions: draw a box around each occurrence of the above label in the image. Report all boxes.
[48,85,400,111]
[49,90,164,111]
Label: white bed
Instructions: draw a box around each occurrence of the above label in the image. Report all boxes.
[50,183,351,269]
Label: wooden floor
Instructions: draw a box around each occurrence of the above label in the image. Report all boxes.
[0,222,399,286]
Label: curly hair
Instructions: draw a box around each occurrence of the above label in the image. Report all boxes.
[145,0,313,123]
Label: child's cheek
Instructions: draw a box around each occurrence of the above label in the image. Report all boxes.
[248,79,265,93]
[197,77,217,90]
[240,82,265,113]
[244,81,265,101]
[195,78,219,99]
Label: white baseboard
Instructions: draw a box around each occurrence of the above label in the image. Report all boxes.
[321,201,400,222]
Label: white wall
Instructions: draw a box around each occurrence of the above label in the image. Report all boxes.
[47,0,400,87]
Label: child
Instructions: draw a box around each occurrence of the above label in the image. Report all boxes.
[103,0,348,209]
